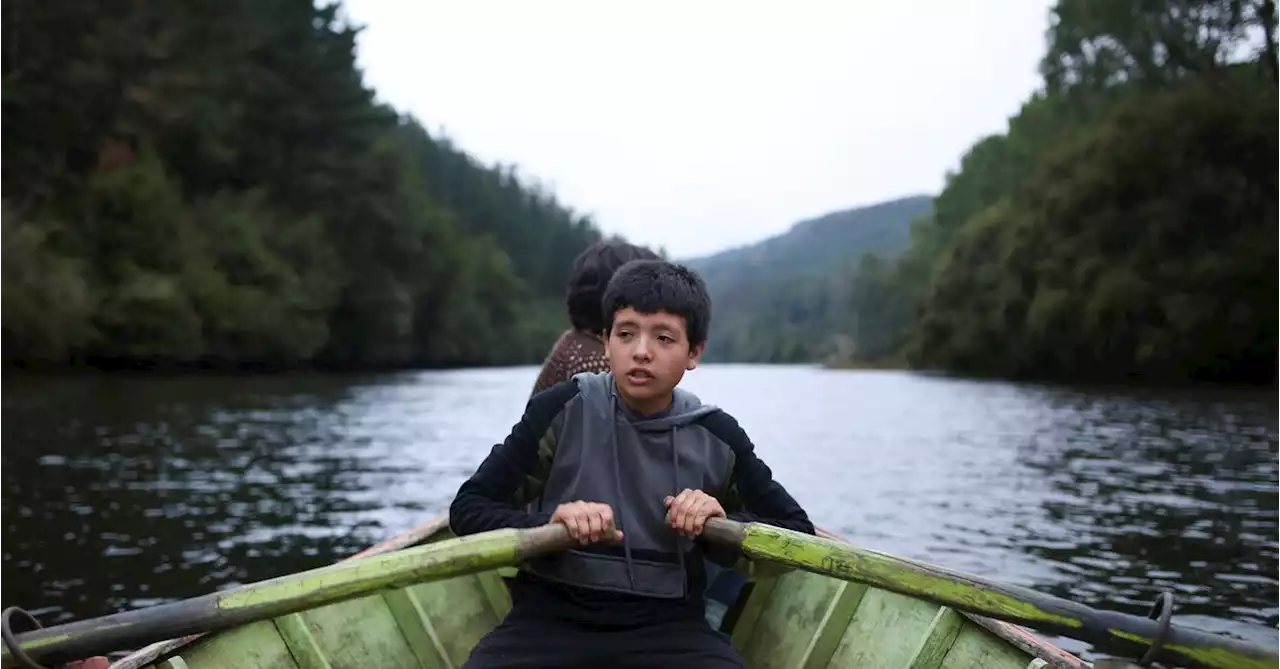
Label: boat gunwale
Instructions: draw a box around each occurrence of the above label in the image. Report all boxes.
[109,515,1090,669]
[107,515,453,669]
[812,527,1090,669]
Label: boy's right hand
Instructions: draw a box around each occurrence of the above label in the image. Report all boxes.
[551,501,624,545]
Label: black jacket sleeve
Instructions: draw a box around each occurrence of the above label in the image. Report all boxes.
[448,380,580,536]
[702,411,816,535]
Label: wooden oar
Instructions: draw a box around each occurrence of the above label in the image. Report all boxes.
[107,514,454,669]
[700,520,1277,669]
[0,523,576,669]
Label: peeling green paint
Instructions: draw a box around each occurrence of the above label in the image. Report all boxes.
[0,530,527,669]
[1110,628,1275,669]
[729,523,1276,669]
[738,524,1083,630]
[218,530,522,611]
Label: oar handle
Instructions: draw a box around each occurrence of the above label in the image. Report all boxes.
[513,519,580,557]
[700,517,749,546]
[516,517,747,557]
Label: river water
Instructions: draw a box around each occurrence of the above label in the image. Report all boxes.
[2,365,1276,658]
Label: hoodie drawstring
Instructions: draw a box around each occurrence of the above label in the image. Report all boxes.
[672,426,687,595]
[609,393,638,592]
[605,377,700,599]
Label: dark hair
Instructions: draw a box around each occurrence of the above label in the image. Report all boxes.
[566,240,660,334]
[602,259,712,349]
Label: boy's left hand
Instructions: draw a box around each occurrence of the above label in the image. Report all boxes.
[664,488,725,537]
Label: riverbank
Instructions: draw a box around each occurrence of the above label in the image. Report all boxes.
[822,357,905,371]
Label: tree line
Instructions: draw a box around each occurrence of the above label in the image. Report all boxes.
[2,0,613,371]
[724,0,1278,385]
[4,0,1275,384]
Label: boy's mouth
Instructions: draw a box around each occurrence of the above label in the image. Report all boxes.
[625,369,654,385]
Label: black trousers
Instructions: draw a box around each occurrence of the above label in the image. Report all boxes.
[461,612,747,669]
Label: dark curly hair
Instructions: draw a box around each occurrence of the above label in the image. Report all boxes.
[565,239,661,334]
[602,259,712,349]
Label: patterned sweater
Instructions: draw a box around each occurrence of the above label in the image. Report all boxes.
[530,329,610,397]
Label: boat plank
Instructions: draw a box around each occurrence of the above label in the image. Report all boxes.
[729,575,780,653]
[407,576,504,666]
[159,621,298,669]
[383,588,452,669]
[904,608,965,669]
[273,614,332,669]
[798,581,868,669]
[739,570,841,668]
[941,624,1032,669]
[295,594,420,669]
[961,615,1088,669]
[826,588,955,668]
[475,571,512,619]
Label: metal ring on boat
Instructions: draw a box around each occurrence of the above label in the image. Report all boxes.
[1138,590,1175,667]
[1,606,49,669]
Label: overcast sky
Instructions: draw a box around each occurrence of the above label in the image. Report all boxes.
[341,0,1053,259]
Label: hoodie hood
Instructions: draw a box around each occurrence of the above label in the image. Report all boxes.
[574,370,719,431]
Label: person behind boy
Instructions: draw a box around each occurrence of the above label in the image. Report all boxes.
[530,239,660,396]
[450,259,815,668]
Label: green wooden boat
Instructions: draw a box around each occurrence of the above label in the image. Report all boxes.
[5,516,1274,669]
[101,515,1092,669]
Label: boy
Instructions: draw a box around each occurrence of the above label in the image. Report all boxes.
[449,259,815,668]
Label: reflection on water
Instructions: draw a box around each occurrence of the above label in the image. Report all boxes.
[2,366,1276,655]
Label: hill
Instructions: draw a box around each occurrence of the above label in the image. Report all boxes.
[685,195,933,363]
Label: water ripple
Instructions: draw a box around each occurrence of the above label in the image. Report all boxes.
[2,366,1275,656]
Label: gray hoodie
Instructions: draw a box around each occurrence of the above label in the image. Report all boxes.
[523,371,733,599]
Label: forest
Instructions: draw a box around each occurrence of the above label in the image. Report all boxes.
[1,1,616,370]
[907,0,1277,384]
[696,0,1278,384]
[3,0,1276,385]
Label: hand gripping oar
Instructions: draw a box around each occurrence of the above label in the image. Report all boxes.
[2,519,1275,669]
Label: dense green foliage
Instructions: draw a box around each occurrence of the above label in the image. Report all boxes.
[1,0,608,370]
[687,196,931,362]
[4,0,1274,383]
[912,80,1277,382]
[695,0,1278,384]
[904,0,1278,384]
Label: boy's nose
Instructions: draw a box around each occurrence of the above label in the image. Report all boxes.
[632,337,652,360]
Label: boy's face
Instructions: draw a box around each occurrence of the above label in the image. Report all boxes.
[604,307,703,414]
